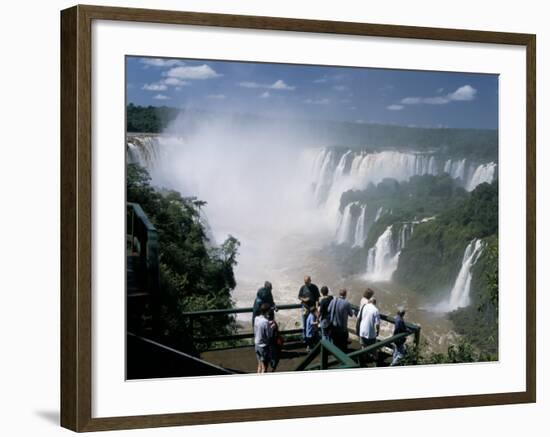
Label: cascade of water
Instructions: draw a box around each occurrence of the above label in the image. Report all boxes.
[352,204,368,247]
[466,162,497,191]
[374,206,384,222]
[435,239,485,312]
[397,222,414,250]
[334,150,352,180]
[126,135,160,168]
[312,149,337,204]
[444,158,467,181]
[310,149,497,214]
[365,222,417,281]
[365,226,400,281]
[335,202,356,245]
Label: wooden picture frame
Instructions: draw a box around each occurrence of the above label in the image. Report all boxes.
[60,4,536,432]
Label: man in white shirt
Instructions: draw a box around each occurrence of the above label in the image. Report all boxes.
[358,298,380,349]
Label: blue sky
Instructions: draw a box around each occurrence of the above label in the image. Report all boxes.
[126,56,498,129]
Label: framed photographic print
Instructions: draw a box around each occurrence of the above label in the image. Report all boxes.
[60,4,536,432]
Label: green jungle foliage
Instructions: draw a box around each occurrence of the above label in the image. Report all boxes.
[342,176,499,356]
[448,238,499,355]
[343,174,470,251]
[394,180,498,296]
[127,163,240,353]
[401,338,496,366]
[127,103,180,133]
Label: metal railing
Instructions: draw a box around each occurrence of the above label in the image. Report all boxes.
[298,304,421,370]
[181,302,422,368]
[181,304,303,348]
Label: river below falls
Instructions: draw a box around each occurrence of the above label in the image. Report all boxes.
[231,233,459,355]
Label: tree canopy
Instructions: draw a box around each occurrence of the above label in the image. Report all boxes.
[127,163,240,352]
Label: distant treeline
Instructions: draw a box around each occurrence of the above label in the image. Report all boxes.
[126,104,498,161]
[127,103,180,133]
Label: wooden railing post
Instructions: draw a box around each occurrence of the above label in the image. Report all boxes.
[321,343,328,370]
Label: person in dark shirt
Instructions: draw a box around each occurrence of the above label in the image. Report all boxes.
[318,286,334,341]
[297,275,320,341]
[327,288,355,352]
[269,318,283,372]
[252,281,277,328]
[391,307,410,366]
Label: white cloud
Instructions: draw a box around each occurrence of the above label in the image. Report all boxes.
[260,91,271,98]
[313,77,328,83]
[140,58,184,68]
[166,64,221,80]
[153,94,170,100]
[448,85,477,101]
[163,77,189,87]
[270,79,295,90]
[400,85,477,106]
[206,94,226,100]
[355,119,366,124]
[142,82,167,91]
[387,104,404,111]
[333,85,348,91]
[304,98,330,105]
[437,87,444,93]
[401,97,422,104]
[238,79,295,90]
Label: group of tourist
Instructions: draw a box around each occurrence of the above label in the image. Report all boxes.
[252,276,410,373]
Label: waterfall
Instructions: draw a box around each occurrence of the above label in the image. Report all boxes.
[466,162,497,191]
[334,150,352,180]
[311,149,337,205]
[437,239,484,312]
[397,222,414,250]
[444,158,467,181]
[335,202,356,245]
[365,226,400,281]
[309,149,497,216]
[352,204,368,247]
[127,135,160,167]
[365,222,416,281]
[374,206,384,222]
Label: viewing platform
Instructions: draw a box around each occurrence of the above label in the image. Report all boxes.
[125,201,422,379]
[127,303,421,378]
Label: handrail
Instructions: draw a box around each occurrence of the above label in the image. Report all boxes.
[196,328,302,344]
[348,332,409,359]
[320,339,360,368]
[294,340,323,371]
[295,339,359,371]
[306,332,412,370]
[181,303,302,317]
[127,332,236,375]
[350,303,420,332]
[182,302,421,366]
